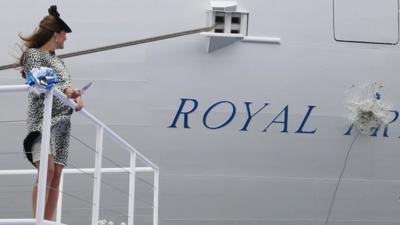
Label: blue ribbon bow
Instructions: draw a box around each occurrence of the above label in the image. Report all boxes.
[25,67,58,94]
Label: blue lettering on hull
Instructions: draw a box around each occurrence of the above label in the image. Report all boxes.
[168,98,399,138]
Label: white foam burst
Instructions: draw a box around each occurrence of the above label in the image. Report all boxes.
[347,82,392,134]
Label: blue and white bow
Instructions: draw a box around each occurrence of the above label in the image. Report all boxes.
[25,67,58,95]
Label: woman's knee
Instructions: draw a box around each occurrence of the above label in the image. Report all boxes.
[35,161,55,181]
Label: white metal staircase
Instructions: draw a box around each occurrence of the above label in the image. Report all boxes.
[0,85,159,225]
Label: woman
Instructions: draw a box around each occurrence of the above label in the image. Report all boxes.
[19,5,83,220]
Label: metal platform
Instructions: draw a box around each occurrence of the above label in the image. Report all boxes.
[0,219,66,225]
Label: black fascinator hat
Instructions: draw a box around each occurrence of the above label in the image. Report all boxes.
[48,5,72,33]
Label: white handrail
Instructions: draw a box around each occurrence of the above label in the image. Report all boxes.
[0,85,30,93]
[53,89,159,171]
[0,167,153,175]
[0,84,158,171]
[0,84,159,225]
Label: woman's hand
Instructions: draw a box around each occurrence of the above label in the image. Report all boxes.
[73,96,84,111]
[64,87,81,99]
[63,87,83,111]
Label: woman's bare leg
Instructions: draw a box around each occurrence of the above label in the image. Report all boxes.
[32,156,55,218]
[45,163,64,220]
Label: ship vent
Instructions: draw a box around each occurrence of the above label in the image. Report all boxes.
[201,1,280,53]
[209,1,248,36]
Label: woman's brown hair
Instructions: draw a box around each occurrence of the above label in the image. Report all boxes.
[18,15,62,78]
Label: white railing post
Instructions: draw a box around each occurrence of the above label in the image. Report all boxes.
[128,152,136,225]
[35,88,54,225]
[153,169,159,225]
[91,126,104,225]
[56,171,65,223]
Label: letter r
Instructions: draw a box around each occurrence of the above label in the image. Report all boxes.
[168,98,199,128]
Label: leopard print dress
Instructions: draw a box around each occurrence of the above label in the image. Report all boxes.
[22,48,73,167]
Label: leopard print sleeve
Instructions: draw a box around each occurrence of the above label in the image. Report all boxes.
[54,59,71,93]
[22,49,42,75]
